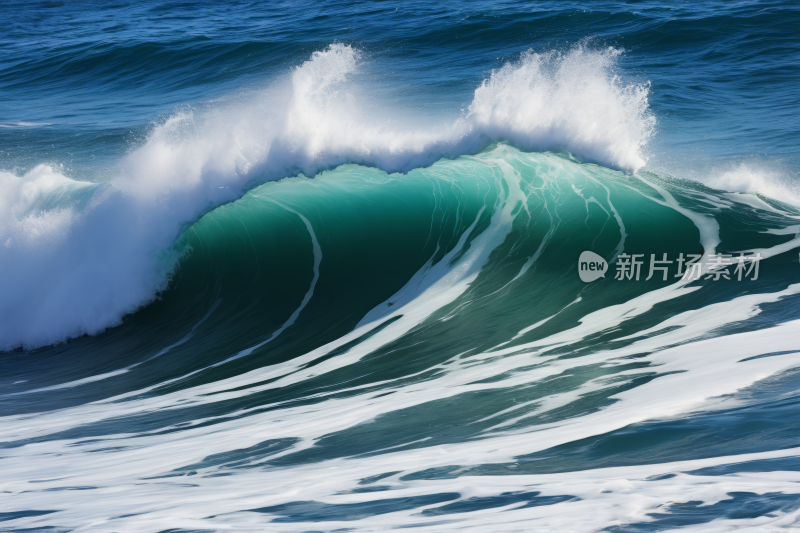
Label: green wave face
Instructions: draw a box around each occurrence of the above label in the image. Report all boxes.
[86,144,794,397]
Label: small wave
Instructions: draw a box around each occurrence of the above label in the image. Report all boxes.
[0,121,53,128]
[705,163,800,207]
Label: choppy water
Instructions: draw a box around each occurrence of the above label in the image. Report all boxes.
[2,1,800,531]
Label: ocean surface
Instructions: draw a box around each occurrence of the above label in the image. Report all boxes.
[2,1,800,531]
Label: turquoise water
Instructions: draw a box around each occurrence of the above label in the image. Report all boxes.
[2,2,800,531]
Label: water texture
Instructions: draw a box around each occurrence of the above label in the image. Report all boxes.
[1,1,800,531]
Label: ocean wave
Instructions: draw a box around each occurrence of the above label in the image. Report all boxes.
[3,146,800,531]
[0,44,655,351]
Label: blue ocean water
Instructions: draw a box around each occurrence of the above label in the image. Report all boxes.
[1,1,800,531]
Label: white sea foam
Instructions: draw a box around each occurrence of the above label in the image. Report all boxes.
[462,46,654,172]
[706,163,800,208]
[0,168,179,349]
[0,44,656,350]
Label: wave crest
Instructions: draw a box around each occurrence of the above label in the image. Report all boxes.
[464,46,655,171]
[0,43,655,350]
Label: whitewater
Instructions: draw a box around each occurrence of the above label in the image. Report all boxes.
[2,2,800,532]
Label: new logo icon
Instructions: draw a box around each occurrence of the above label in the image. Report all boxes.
[579,251,607,282]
